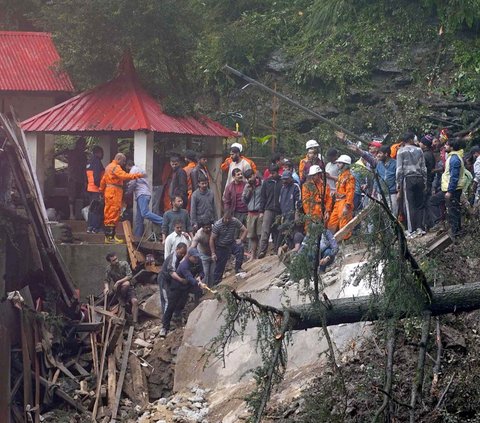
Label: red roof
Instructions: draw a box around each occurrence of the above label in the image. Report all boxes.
[0,31,74,92]
[21,55,235,137]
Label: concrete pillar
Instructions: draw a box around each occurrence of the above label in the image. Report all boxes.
[98,135,118,167]
[134,131,154,185]
[25,132,46,194]
[133,131,154,233]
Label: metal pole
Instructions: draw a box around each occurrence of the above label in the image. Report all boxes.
[223,65,366,144]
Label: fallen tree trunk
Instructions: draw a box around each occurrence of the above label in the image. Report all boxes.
[287,282,480,330]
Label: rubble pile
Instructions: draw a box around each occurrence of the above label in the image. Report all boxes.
[137,385,212,423]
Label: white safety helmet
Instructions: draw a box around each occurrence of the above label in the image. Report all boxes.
[308,164,323,176]
[231,142,243,152]
[305,139,319,149]
[335,154,352,165]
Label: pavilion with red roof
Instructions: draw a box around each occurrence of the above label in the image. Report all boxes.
[21,53,235,201]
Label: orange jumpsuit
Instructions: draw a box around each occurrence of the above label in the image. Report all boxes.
[328,168,355,237]
[302,180,332,227]
[184,161,196,211]
[100,160,143,226]
[221,155,257,174]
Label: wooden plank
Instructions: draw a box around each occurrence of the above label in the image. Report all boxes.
[334,203,373,241]
[122,220,145,269]
[425,233,453,257]
[0,114,78,306]
[106,318,126,355]
[92,320,112,420]
[107,355,117,408]
[0,325,11,423]
[20,310,32,421]
[128,354,149,407]
[111,326,134,422]
[34,373,90,415]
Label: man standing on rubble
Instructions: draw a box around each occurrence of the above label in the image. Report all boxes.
[396,132,427,237]
[160,247,207,338]
[210,209,248,284]
[100,153,144,243]
[104,252,138,323]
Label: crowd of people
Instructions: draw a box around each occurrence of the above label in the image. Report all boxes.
[91,129,478,335]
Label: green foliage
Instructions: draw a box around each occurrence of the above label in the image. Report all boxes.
[421,0,480,31]
[194,0,309,89]
[451,38,480,100]
[289,2,434,96]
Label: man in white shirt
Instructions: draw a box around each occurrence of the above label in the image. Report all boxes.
[325,148,340,194]
[164,220,191,258]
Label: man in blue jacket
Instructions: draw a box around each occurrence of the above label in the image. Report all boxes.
[375,145,398,216]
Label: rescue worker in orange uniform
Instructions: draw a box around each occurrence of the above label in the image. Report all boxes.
[328,155,355,239]
[299,140,324,185]
[220,142,257,175]
[183,150,197,211]
[100,153,144,244]
[302,165,332,230]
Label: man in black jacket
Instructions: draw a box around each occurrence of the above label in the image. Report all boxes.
[258,164,282,258]
[86,146,105,233]
[168,155,188,209]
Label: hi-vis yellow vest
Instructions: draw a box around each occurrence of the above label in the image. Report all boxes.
[441,150,465,192]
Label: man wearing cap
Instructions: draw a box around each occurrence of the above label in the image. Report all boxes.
[283,160,300,184]
[470,145,480,206]
[375,145,398,216]
[396,132,427,237]
[299,140,324,185]
[302,165,333,229]
[221,143,257,187]
[258,164,282,258]
[328,155,355,238]
[159,247,207,337]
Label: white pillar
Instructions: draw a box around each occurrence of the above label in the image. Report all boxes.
[98,135,117,167]
[25,132,46,194]
[133,131,154,232]
[134,131,154,185]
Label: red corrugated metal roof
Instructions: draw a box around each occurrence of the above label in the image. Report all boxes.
[0,31,74,92]
[21,54,235,137]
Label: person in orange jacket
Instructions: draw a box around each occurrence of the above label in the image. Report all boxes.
[302,165,332,230]
[100,153,144,244]
[299,139,324,185]
[328,155,355,239]
[183,150,197,211]
[220,142,257,176]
